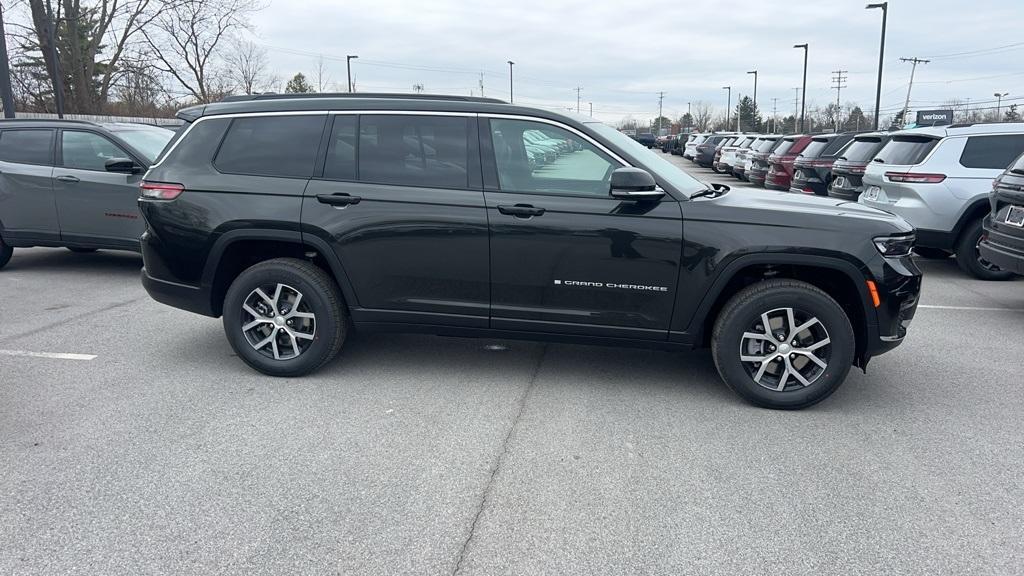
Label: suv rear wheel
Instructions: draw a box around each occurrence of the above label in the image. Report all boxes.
[955,219,1014,281]
[0,236,12,270]
[222,258,347,377]
[711,279,855,410]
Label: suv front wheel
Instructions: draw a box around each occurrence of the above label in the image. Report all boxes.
[711,279,855,410]
[222,258,347,377]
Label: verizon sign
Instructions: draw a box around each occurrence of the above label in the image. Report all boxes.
[916,110,954,126]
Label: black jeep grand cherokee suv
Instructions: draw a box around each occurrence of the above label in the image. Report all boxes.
[139,94,921,410]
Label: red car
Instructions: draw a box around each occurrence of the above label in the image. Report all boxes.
[765,134,813,191]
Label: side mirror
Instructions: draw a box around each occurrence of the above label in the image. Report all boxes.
[609,167,663,200]
[105,158,141,174]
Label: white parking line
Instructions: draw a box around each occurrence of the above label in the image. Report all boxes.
[0,349,97,361]
[918,304,1024,312]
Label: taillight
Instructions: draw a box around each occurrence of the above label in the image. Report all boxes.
[885,172,946,183]
[808,159,834,167]
[846,165,866,175]
[140,181,185,200]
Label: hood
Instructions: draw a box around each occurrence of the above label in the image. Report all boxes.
[689,187,913,234]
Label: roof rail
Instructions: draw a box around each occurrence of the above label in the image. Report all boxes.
[220,92,507,104]
[0,117,99,125]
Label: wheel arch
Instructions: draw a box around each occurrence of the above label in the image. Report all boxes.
[686,253,876,366]
[202,229,358,317]
[952,197,993,246]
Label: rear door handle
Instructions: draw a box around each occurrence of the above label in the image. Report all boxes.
[56,175,80,183]
[317,193,361,207]
[497,204,545,218]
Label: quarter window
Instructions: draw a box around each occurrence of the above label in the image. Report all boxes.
[323,115,357,180]
[489,119,617,196]
[61,131,129,171]
[215,115,325,178]
[358,115,469,188]
[959,135,1024,169]
[0,129,54,165]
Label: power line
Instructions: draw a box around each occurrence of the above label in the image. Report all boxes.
[926,41,1024,60]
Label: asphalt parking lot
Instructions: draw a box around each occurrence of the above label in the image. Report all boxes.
[2,163,1023,575]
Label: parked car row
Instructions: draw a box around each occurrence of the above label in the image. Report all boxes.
[668,123,1024,280]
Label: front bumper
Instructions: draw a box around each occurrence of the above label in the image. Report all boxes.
[867,253,923,358]
[980,216,1024,275]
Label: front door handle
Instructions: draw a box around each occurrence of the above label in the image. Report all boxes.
[56,175,80,183]
[497,204,545,218]
[317,193,361,207]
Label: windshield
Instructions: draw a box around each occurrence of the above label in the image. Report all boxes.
[773,139,796,156]
[589,122,704,196]
[799,139,831,159]
[109,126,175,163]
[873,136,939,166]
[839,137,885,162]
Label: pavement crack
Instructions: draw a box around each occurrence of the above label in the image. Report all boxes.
[451,343,548,576]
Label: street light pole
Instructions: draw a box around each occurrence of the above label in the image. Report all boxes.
[995,92,1009,120]
[0,5,17,118]
[507,60,514,103]
[794,44,808,132]
[346,55,359,93]
[722,86,731,131]
[866,2,888,130]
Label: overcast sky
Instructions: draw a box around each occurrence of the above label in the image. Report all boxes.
[247,0,1023,124]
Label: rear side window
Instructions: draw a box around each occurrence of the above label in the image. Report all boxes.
[838,137,885,162]
[959,135,1024,169]
[215,115,325,178]
[0,129,54,165]
[873,136,938,165]
[822,134,855,157]
[358,115,468,188]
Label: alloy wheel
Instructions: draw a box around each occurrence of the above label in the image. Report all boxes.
[739,307,831,392]
[240,283,316,360]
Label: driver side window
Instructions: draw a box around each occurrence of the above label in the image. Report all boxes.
[489,118,617,196]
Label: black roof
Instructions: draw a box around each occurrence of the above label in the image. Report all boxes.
[176,93,577,126]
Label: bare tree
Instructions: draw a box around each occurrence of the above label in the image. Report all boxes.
[313,55,330,93]
[225,36,269,95]
[691,101,714,132]
[142,0,264,103]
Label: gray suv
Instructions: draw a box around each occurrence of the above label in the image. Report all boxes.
[0,119,174,269]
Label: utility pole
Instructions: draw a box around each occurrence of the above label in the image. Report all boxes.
[507,61,514,103]
[589,102,593,117]
[656,91,665,134]
[575,86,582,114]
[898,57,929,127]
[831,69,848,133]
[771,97,779,133]
[0,4,16,118]
[722,86,731,132]
[794,43,809,132]
[346,55,359,93]
[866,2,888,130]
[747,70,758,122]
[793,88,800,133]
[479,72,484,97]
[995,92,1009,120]
[413,83,424,94]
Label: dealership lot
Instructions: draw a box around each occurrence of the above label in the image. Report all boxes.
[2,173,1023,575]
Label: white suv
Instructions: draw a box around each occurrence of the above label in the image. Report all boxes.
[717,134,755,174]
[860,123,1024,279]
[683,133,707,160]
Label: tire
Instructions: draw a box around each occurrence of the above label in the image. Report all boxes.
[955,219,1014,281]
[912,247,951,260]
[222,257,347,377]
[0,236,12,270]
[711,279,855,410]
[67,247,98,253]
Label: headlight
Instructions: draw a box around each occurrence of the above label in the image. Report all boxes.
[873,234,915,258]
